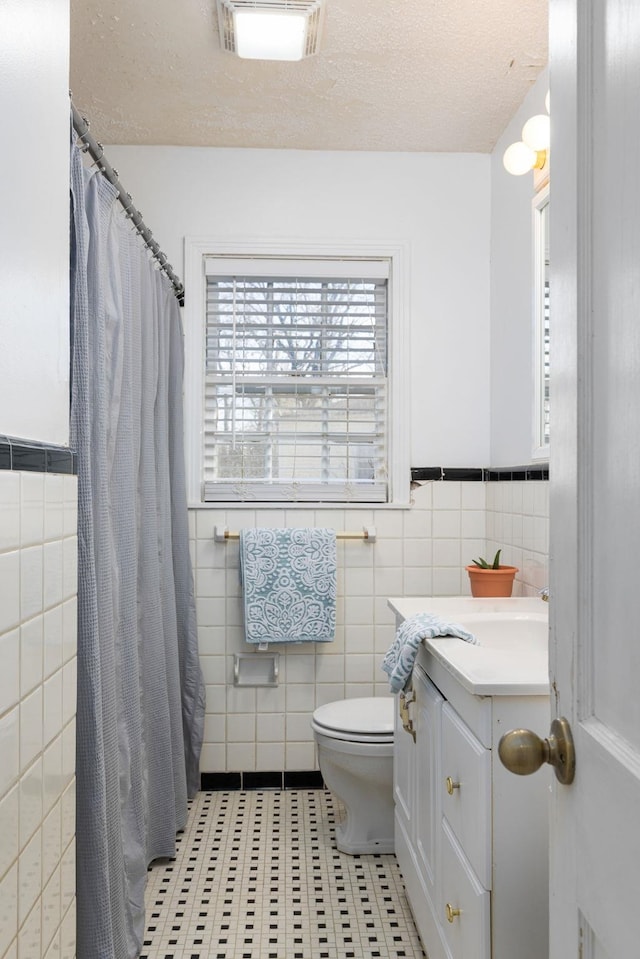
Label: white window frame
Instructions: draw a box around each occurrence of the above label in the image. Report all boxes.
[532,184,550,460]
[183,237,410,507]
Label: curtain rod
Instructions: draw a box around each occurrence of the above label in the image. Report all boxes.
[70,100,185,306]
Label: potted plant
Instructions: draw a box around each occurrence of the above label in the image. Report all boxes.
[465,549,518,598]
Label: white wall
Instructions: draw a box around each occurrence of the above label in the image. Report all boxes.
[490,69,550,466]
[0,0,70,446]
[106,146,492,467]
[0,4,76,958]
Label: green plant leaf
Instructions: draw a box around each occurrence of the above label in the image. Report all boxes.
[471,549,503,569]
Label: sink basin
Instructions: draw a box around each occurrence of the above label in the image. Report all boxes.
[446,612,547,650]
[386,596,549,695]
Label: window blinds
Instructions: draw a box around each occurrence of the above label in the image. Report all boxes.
[202,262,389,502]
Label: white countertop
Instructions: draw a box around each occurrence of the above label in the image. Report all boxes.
[387,596,549,696]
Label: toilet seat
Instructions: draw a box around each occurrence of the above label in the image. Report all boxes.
[312,697,394,743]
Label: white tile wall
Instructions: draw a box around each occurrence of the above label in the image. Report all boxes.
[192,478,549,774]
[0,470,77,959]
[486,480,549,595]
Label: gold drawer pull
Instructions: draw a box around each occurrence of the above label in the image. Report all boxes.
[446,903,461,923]
[445,776,460,795]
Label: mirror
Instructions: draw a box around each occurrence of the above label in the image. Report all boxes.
[533,185,550,457]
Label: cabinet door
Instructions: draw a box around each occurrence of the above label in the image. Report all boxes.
[440,820,490,959]
[441,701,491,889]
[393,685,415,838]
[413,665,444,900]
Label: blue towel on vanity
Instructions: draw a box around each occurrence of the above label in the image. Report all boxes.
[240,528,336,645]
[381,613,478,692]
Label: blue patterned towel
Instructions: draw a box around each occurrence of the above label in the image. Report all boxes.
[240,528,337,645]
[381,613,478,692]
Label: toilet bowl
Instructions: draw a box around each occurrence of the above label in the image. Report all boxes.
[311,696,395,855]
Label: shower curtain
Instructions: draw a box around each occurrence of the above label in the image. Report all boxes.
[70,138,205,959]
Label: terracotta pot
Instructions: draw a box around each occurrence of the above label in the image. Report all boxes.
[465,564,519,598]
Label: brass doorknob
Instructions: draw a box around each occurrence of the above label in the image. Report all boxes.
[498,716,575,785]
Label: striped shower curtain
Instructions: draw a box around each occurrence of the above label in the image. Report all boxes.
[70,137,205,959]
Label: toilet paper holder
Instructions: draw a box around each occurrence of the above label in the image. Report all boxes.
[233,652,280,687]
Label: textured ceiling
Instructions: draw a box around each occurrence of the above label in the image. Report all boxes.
[70,0,548,152]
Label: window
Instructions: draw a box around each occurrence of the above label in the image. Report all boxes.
[533,186,550,457]
[184,242,409,506]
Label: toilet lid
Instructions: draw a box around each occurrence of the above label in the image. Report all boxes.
[312,697,394,736]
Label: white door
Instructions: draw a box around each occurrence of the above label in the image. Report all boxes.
[549,0,640,954]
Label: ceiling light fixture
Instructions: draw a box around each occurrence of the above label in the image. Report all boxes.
[503,93,551,178]
[217,0,325,61]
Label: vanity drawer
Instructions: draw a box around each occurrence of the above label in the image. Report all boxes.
[441,702,491,888]
[440,819,490,959]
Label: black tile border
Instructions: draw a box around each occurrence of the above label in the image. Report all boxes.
[410,467,443,482]
[484,465,549,481]
[284,769,324,790]
[442,467,484,482]
[243,771,283,791]
[0,440,11,471]
[0,436,77,475]
[411,464,549,483]
[200,770,325,792]
[200,772,242,791]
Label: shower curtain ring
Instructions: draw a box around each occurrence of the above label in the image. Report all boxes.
[90,142,105,169]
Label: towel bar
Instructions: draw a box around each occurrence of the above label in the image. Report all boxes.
[214,525,376,543]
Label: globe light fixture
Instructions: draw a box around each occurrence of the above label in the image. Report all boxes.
[503,141,541,177]
[503,92,551,178]
[522,114,551,152]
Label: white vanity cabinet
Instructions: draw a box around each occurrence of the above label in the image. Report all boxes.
[390,598,550,959]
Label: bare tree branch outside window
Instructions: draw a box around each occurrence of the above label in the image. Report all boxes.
[203,273,389,502]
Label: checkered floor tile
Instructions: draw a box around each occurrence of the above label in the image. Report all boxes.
[139,789,426,959]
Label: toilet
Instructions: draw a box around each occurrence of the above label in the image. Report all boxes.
[311,696,395,855]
